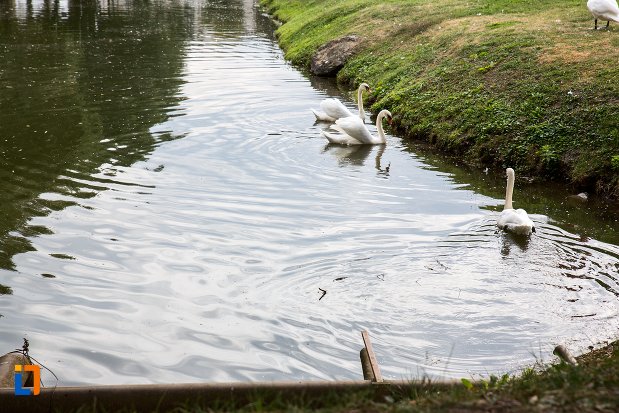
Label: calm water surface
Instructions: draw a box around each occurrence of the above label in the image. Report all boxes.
[1,0,619,385]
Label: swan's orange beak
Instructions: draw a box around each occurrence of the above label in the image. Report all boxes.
[387,116,393,125]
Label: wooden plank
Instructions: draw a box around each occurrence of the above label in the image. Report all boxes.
[0,379,465,413]
[361,330,383,382]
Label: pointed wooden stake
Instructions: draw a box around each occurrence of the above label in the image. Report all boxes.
[361,330,383,382]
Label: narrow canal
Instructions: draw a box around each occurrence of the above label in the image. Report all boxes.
[1,0,618,385]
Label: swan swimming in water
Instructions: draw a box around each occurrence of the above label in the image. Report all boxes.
[321,109,393,145]
[497,168,535,236]
[587,0,619,29]
[311,83,371,122]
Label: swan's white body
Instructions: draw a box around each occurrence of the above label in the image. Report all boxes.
[312,83,370,122]
[587,0,619,28]
[321,109,392,145]
[497,168,535,236]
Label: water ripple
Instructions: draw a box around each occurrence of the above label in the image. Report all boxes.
[0,0,618,387]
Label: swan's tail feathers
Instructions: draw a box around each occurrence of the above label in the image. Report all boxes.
[312,109,336,122]
[321,130,361,146]
[497,208,534,236]
[330,124,347,134]
[503,223,534,236]
[321,130,344,144]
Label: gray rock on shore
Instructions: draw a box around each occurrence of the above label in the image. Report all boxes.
[310,35,362,77]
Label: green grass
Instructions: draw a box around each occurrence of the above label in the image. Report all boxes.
[261,0,619,198]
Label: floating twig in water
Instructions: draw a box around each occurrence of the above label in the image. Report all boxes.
[571,313,596,318]
[376,274,385,281]
[318,288,327,300]
[333,277,348,282]
[425,259,449,272]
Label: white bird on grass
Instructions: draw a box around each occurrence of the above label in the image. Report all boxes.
[321,109,393,145]
[497,168,535,236]
[587,0,619,29]
[311,83,371,123]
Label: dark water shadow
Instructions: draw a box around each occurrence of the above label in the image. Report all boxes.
[0,1,193,273]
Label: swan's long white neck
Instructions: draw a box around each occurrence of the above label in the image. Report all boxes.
[376,112,387,144]
[505,168,515,210]
[357,85,366,120]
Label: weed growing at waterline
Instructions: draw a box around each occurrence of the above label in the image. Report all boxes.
[261,0,619,198]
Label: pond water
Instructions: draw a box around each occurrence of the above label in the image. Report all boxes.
[1,0,618,386]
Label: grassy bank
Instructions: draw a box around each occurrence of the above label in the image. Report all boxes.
[261,0,619,198]
[51,341,619,412]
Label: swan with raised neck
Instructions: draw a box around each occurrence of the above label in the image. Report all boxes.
[321,109,393,145]
[311,83,371,122]
[497,168,535,235]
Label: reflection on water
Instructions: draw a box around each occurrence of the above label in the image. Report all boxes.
[0,0,189,271]
[322,144,391,177]
[0,0,618,386]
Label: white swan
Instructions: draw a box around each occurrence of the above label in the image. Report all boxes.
[311,83,370,122]
[321,109,393,145]
[587,0,619,29]
[497,168,535,236]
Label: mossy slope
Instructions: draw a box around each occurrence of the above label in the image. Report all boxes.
[262,0,619,198]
